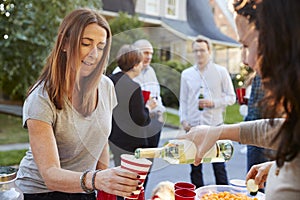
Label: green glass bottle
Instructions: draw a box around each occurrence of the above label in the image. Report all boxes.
[198,86,204,110]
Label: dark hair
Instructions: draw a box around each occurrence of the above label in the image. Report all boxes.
[192,38,210,51]
[233,0,260,29]
[258,0,300,168]
[117,44,143,72]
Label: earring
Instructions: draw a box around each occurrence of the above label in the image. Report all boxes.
[235,0,248,11]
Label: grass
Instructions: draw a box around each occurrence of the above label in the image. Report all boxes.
[0,104,243,166]
[224,103,244,124]
[0,149,27,166]
[165,112,181,127]
[0,113,28,144]
[164,103,243,126]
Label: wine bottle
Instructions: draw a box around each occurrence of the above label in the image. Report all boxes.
[198,86,204,110]
[134,139,233,164]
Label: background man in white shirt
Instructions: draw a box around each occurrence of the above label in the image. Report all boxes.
[179,37,236,188]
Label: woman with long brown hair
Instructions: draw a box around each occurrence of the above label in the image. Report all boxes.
[16,8,140,200]
[179,0,300,199]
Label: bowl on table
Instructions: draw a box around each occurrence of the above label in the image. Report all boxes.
[195,185,265,200]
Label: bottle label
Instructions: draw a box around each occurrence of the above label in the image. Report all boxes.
[162,143,180,164]
[167,140,197,164]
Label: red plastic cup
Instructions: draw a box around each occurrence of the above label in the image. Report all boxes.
[174,182,196,191]
[236,88,246,105]
[121,154,152,199]
[175,188,196,200]
[96,190,116,200]
[142,90,151,103]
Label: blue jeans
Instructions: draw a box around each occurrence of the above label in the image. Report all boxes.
[190,163,228,188]
[247,145,269,171]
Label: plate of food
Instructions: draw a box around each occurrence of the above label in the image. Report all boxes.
[195,185,265,200]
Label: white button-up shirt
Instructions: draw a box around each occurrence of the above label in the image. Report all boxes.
[179,61,236,126]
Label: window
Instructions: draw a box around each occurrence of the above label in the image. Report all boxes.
[166,0,178,18]
[145,0,160,16]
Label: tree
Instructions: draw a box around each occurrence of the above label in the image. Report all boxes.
[0,0,101,100]
[106,12,145,74]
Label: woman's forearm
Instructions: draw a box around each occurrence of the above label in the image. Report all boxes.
[218,123,241,142]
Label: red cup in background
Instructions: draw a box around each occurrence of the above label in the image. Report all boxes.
[175,188,196,200]
[236,88,246,105]
[142,90,151,103]
[97,190,116,200]
[174,182,196,191]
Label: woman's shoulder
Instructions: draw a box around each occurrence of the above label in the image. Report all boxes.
[100,75,116,95]
[101,75,114,87]
[27,82,50,101]
[99,74,118,108]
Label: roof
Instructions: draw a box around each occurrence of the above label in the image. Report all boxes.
[102,0,135,15]
[161,18,239,48]
[102,0,239,47]
[185,0,239,46]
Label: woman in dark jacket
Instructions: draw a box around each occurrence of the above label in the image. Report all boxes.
[108,44,157,167]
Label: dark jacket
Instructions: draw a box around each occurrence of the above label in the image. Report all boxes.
[109,72,151,152]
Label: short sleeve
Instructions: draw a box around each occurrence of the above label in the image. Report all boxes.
[22,84,56,128]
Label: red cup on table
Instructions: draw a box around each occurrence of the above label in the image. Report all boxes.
[175,188,196,200]
[96,190,116,200]
[174,182,196,191]
[236,88,246,105]
[121,154,152,200]
[142,90,151,103]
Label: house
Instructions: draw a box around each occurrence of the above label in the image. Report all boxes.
[102,0,241,74]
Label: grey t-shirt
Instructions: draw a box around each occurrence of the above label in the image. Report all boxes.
[16,76,117,193]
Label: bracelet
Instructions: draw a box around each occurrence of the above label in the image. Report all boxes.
[80,170,94,193]
[92,169,101,190]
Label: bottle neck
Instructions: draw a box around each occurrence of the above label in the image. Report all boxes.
[135,147,163,159]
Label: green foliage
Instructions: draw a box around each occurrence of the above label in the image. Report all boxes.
[154,60,191,108]
[109,12,143,36]
[232,64,253,89]
[0,0,101,100]
[106,12,145,75]
[162,59,191,73]
[0,113,28,144]
[165,112,180,127]
[224,103,243,124]
[0,149,27,166]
